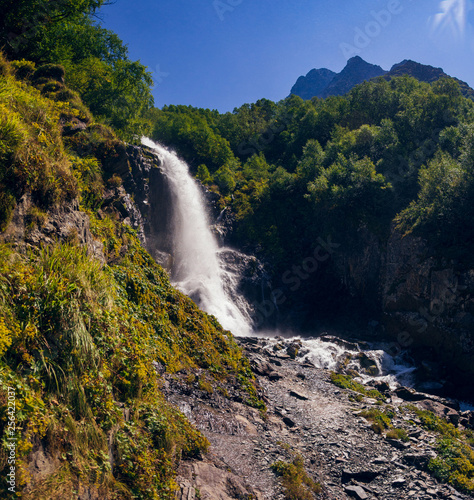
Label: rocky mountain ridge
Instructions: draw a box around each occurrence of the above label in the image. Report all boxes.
[291,57,474,100]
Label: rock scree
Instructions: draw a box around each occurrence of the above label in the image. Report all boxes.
[161,336,473,499]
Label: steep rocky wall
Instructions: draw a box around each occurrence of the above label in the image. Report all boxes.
[381,230,474,388]
[0,193,105,263]
[330,225,474,390]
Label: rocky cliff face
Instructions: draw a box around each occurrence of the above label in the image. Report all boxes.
[330,226,474,395]
[382,230,474,392]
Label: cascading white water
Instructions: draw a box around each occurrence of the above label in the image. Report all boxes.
[142,138,253,336]
[260,336,417,389]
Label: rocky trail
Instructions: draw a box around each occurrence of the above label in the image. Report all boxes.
[164,336,473,500]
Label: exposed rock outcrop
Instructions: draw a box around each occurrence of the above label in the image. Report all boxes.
[329,225,474,395]
[0,193,105,263]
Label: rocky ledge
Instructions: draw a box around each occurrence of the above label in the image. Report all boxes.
[161,336,473,500]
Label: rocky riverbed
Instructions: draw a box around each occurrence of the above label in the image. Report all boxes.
[163,336,473,500]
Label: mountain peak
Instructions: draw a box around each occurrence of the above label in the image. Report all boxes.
[290,67,336,100]
[290,57,474,101]
[290,57,386,100]
[388,60,445,80]
[385,60,474,99]
[347,55,366,64]
[320,58,386,98]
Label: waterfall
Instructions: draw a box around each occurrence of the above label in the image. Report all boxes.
[141,138,253,336]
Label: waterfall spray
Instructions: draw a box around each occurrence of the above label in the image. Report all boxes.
[142,138,253,336]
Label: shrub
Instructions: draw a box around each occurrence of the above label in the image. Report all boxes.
[360,408,393,434]
[0,52,11,78]
[329,372,384,401]
[11,59,36,81]
[33,64,65,84]
[404,405,474,494]
[386,428,409,442]
[271,454,321,500]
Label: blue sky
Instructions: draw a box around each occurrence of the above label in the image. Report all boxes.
[98,0,474,112]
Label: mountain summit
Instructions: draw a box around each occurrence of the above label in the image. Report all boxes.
[320,56,386,97]
[384,59,474,100]
[290,56,386,99]
[290,68,336,101]
[291,57,474,100]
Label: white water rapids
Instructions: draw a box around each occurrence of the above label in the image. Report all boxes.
[262,335,418,389]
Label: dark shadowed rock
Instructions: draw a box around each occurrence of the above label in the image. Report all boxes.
[290,67,337,99]
[282,416,296,428]
[403,452,436,470]
[394,387,426,401]
[392,476,407,487]
[342,468,380,483]
[289,390,309,401]
[268,371,283,381]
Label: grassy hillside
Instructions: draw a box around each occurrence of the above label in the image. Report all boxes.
[0,54,261,499]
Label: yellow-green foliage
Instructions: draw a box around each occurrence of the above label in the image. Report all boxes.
[386,428,409,442]
[406,405,474,494]
[0,59,79,228]
[359,407,394,434]
[0,54,119,231]
[0,53,12,78]
[71,156,104,210]
[271,454,321,500]
[0,231,260,498]
[329,372,384,401]
[11,60,36,82]
[0,318,12,356]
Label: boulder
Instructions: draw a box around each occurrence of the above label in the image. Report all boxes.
[344,485,368,499]
[394,387,425,401]
[418,400,460,426]
[289,390,309,401]
[357,353,379,376]
[286,342,300,359]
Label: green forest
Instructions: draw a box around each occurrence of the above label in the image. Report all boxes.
[148,78,474,321]
[1,0,474,498]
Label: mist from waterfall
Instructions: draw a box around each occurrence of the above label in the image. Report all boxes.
[142,138,253,336]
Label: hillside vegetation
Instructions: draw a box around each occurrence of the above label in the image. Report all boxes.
[0,53,261,499]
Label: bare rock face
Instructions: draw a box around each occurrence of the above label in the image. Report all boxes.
[27,442,60,484]
[176,462,263,500]
[329,223,474,393]
[381,229,474,391]
[0,194,105,263]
